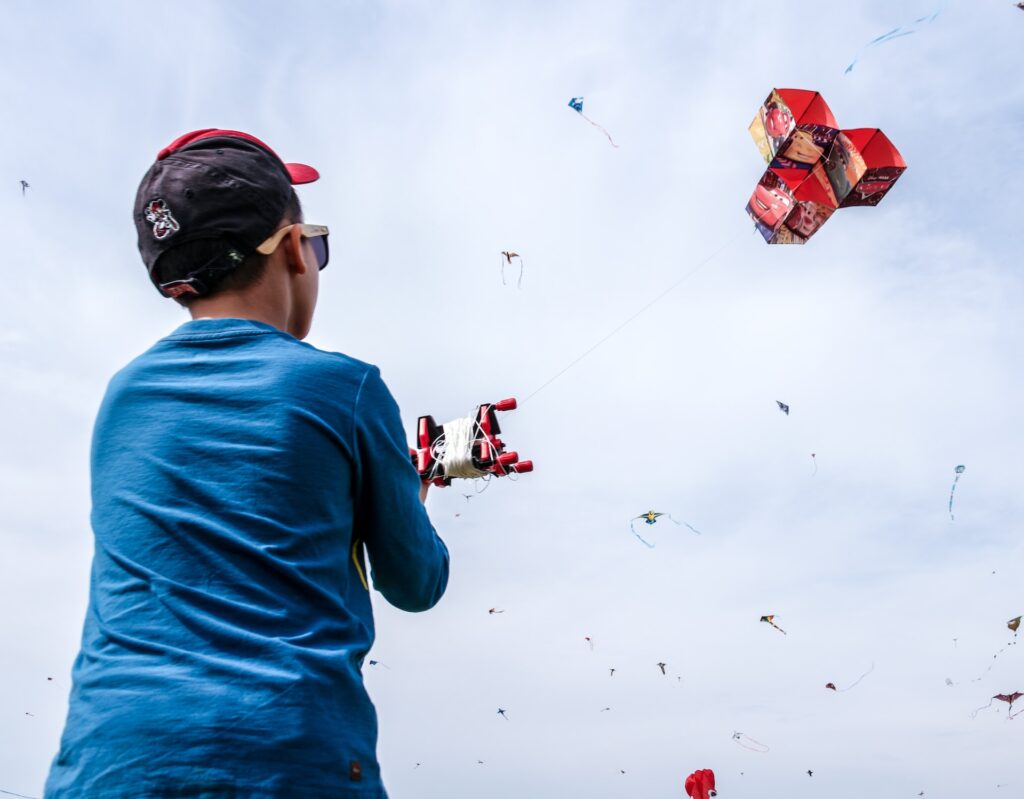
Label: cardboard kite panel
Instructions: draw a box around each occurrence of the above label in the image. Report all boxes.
[749,89,838,166]
[782,198,835,242]
[771,162,839,209]
[836,128,906,208]
[746,170,795,243]
[824,131,869,204]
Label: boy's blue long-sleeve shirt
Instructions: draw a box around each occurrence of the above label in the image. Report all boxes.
[45,318,448,799]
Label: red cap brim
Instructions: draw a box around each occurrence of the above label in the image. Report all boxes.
[286,163,320,185]
[159,129,320,184]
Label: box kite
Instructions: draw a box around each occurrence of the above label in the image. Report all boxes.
[746,89,905,244]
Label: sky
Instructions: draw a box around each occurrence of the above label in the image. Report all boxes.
[1,1,1023,797]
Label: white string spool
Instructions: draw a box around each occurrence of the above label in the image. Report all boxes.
[429,415,498,481]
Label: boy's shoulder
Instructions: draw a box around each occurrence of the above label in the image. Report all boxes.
[115,319,379,395]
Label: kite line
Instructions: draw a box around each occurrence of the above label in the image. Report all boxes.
[0,789,39,799]
[522,240,734,404]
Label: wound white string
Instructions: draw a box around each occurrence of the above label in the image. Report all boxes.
[430,415,497,480]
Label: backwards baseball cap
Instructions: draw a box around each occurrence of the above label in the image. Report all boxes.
[134,128,320,298]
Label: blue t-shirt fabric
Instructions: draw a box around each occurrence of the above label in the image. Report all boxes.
[45,318,449,799]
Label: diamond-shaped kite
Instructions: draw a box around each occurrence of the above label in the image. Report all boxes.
[746,88,906,245]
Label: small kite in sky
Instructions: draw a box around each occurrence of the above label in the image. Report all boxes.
[685,768,717,799]
[844,5,947,73]
[367,659,390,669]
[776,401,790,415]
[1018,2,1024,9]
[609,668,616,676]
[657,662,667,675]
[949,464,966,520]
[568,97,619,148]
[499,251,523,288]
[630,510,701,547]
[760,614,787,635]
[19,180,29,196]
[488,608,504,615]
[807,770,814,777]
[1009,616,1021,634]
[600,707,611,712]
[972,692,1024,720]
[733,731,770,752]
[585,636,594,651]
[811,453,817,474]
[497,708,510,721]
[825,663,875,692]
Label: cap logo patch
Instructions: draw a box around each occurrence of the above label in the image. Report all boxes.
[145,199,180,240]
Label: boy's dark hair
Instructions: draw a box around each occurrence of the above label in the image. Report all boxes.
[152,190,303,307]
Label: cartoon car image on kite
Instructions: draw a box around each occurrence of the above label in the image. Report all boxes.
[746,88,906,244]
[411,399,533,486]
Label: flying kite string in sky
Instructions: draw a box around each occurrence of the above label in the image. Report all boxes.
[843,4,947,73]
[971,623,1018,682]
[520,240,733,404]
[949,465,965,520]
[0,789,39,799]
[567,97,619,148]
[732,731,770,752]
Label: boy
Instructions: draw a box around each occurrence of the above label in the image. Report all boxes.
[45,130,449,798]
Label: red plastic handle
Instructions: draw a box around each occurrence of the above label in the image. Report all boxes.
[495,398,518,412]
[497,451,519,466]
[511,460,533,473]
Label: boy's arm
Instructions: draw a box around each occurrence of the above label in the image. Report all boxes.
[354,367,449,612]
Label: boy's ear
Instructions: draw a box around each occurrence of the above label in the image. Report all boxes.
[283,224,309,276]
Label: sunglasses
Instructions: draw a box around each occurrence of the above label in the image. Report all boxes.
[256,223,330,271]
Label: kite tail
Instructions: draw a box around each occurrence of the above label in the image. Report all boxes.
[629,520,656,547]
[838,662,875,692]
[665,513,702,535]
[733,734,770,753]
[970,698,996,719]
[581,114,619,148]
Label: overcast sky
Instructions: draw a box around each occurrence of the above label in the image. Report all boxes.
[2,1,1023,797]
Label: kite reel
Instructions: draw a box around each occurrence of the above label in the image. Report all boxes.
[411,398,533,486]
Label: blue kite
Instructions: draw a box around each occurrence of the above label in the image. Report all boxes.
[844,4,947,73]
[568,97,618,147]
